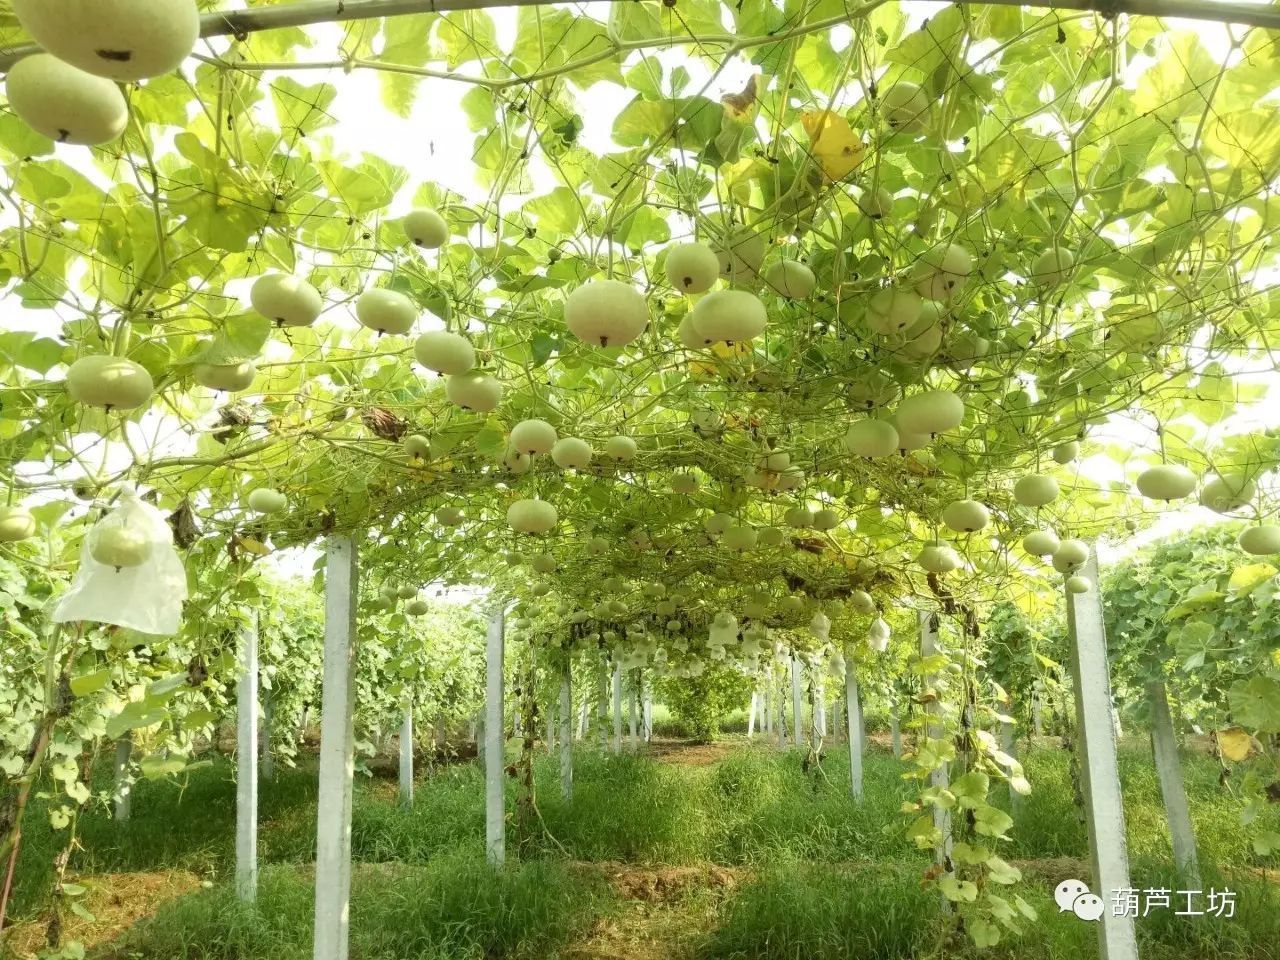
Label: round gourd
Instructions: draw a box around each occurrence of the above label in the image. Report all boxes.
[857,186,893,219]
[704,512,733,535]
[723,525,758,550]
[671,473,699,495]
[918,544,962,574]
[1031,248,1075,286]
[445,372,502,412]
[899,316,944,359]
[5,54,128,145]
[779,595,804,615]
[404,209,449,248]
[391,584,415,600]
[665,242,720,294]
[586,536,609,556]
[784,506,814,528]
[437,506,464,527]
[944,330,990,370]
[777,466,804,491]
[1052,539,1089,574]
[896,389,964,436]
[247,488,286,514]
[405,599,430,615]
[504,551,523,567]
[914,243,972,301]
[676,312,705,350]
[881,81,930,131]
[0,507,36,542]
[510,419,557,456]
[758,451,790,472]
[356,289,416,335]
[604,435,638,461]
[1136,464,1197,501]
[844,419,899,458]
[404,434,431,460]
[507,498,558,534]
[812,508,840,531]
[1200,473,1256,514]
[894,422,930,453]
[1239,525,1280,555]
[1022,529,1060,556]
[941,499,990,533]
[849,371,899,409]
[850,589,876,614]
[691,290,767,344]
[763,260,816,299]
[1065,575,1092,595]
[1052,440,1081,464]
[712,222,765,281]
[90,525,152,570]
[66,356,154,410]
[551,437,592,470]
[530,552,557,574]
[194,361,255,393]
[414,331,474,375]
[250,274,323,328]
[865,288,922,336]
[501,448,530,474]
[565,279,649,347]
[758,526,785,547]
[15,0,200,81]
[1014,474,1059,508]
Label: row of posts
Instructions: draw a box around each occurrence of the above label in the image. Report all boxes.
[204,537,1169,960]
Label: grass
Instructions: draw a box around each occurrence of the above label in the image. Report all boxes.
[7,734,1280,960]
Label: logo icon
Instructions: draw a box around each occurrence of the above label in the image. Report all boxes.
[1055,879,1105,921]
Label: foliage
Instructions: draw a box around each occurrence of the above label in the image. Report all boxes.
[656,662,754,741]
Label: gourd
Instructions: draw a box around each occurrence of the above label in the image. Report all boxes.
[722,525,758,550]
[881,81,930,131]
[510,419,557,456]
[530,552,557,574]
[414,331,475,375]
[844,419,899,457]
[356,289,417,335]
[865,288,921,336]
[868,617,891,652]
[1052,440,1081,464]
[15,0,200,81]
[918,544,962,574]
[501,448,531,474]
[665,242,720,294]
[671,473,699,495]
[1031,248,1075,286]
[850,589,876,614]
[941,499,990,533]
[404,435,432,461]
[194,361,256,392]
[1239,525,1280,555]
[711,221,765,281]
[507,499,558,534]
[1199,473,1256,514]
[250,274,323,328]
[812,508,840,531]
[5,54,128,145]
[604,435,638,461]
[1014,474,1059,507]
[704,512,733,535]
[1022,529,1060,556]
[66,356,154,410]
[784,506,814,528]
[404,209,449,248]
[406,599,431,615]
[247,488,286,514]
[0,507,37,542]
[896,389,964,436]
[1052,539,1089,574]
[1065,575,1092,594]
[551,437,592,470]
[90,525,152,570]
[914,243,972,301]
[1136,464,1197,501]
[857,186,893,219]
[691,290,767,343]
[565,279,649,347]
[763,261,816,299]
[758,526,785,547]
[445,372,503,412]
[437,506,465,526]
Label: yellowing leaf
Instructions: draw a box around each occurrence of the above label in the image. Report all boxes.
[1228,562,1276,595]
[1218,726,1254,762]
[800,111,866,181]
[236,536,271,557]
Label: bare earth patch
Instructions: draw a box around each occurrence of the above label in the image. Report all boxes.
[644,739,737,767]
[5,869,201,959]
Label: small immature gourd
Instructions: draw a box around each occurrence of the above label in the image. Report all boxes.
[1052,440,1081,464]
[66,356,154,410]
[0,506,37,542]
[404,435,432,461]
[247,488,287,514]
[90,525,152,570]
[356,289,417,336]
[194,361,256,393]
[251,274,323,328]
[914,243,972,301]
[881,81,930,131]
[1065,575,1092,594]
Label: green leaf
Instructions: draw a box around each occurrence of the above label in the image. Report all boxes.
[939,875,979,902]
[105,702,167,741]
[69,669,112,697]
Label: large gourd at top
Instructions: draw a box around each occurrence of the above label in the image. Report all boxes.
[15,0,201,81]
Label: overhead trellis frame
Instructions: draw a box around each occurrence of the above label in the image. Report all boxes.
[0,0,1276,73]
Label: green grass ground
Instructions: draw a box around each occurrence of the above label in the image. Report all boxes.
[6,735,1279,959]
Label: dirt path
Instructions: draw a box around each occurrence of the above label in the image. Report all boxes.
[643,738,739,766]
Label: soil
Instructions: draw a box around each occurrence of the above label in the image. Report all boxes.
[644,739,738,766]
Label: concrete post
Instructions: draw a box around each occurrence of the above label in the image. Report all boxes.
[484,607,506,867]
[1149,679,1200,884]
[559,663,573,802]
[113,735,132,822]
[399,700,414,805]
[236,615,259,904]
[844,657,864,799]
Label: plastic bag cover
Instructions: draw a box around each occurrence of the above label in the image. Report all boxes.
[52,487,188,635]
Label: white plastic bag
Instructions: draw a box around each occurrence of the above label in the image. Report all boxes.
[53,485,188,635]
